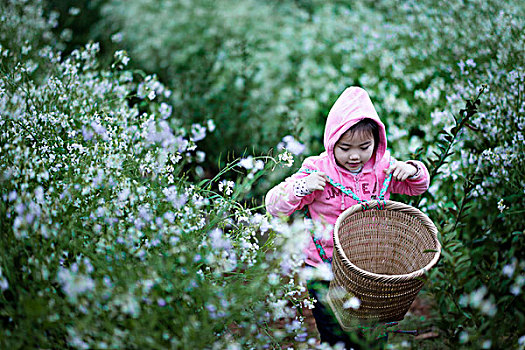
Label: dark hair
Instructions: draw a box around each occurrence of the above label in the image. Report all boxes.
[347,118,380,153]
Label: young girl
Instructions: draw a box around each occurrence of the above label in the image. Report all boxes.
[265,86,429,348]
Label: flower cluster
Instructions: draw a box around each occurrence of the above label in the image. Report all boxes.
[218,180,235,196]
[0,4,320,348]
[278,151,295,168]
[3,0,525,347]
[277,135,306,156]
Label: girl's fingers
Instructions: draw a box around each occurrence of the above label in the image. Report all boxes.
[305,172,328,192]
[385,161,398,174]
[312,183,324,191]
[385,162,414,181]
[393,168,401,179]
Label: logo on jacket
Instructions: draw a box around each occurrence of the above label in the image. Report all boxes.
[325,182,377,200]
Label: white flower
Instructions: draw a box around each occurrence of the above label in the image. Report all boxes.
[207,119,216,132]
[268,273,279,285]
[218,180,234,196]
[209,228,231,250]
[226,342,241,350]
[0,267,8,291]
[278,135,305,155]
[111,32,123,43]
[299,263,333,282]
[190,123,206,142]
[255,160,264,170]
[278,151,294,167]
[518,335,525,346]
[196,151,205,163]
[68,7,80,16]
[239,156,254,169]
[114,50,129,66]
[459,331,469,344]
[497,199,507,213]
[510,284,521,296]
[480,300,497,316]
[470,286,487,308]
[159,102,172,119]
[343,297,361,310]
[502,263,515,277]
[57,268,95,303]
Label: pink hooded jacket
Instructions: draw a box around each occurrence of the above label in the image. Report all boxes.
[265,87,430,267]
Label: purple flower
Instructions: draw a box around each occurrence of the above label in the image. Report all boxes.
[90,121,109,141]
[163,186,187,209]
[190,124,206,142]
[205,304,217,313]
[174,136,188,152]
[8,191,17,202]
[82,126,93,141]
[138,207,152,222]
[146,121,180,150]
[164,211,175,223]
[15,203,25,214]
[209,228,231,250]
[280,135,305,155]
[118,188,130,201]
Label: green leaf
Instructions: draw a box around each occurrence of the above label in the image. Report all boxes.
[461,311,472,320]
[198,179,209,187]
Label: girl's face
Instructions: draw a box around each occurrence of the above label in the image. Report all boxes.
[334,129,375,172]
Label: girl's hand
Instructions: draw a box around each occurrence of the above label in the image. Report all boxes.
[304,172,328,192]
[384,161,418,182]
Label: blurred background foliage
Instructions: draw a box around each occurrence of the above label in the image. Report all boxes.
[48,0,525,188]
[2,0,524,348]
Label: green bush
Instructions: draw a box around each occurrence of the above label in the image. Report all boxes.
[2,0,524,348]
[391,1,525,347]
[0,2,316,348]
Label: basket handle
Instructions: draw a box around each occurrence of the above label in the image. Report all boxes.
[299,165,394,264]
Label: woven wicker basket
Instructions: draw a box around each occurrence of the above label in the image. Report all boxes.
[326,200,441,331]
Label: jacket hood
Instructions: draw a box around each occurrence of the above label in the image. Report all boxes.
[323,87,387,174]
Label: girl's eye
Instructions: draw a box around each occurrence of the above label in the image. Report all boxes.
[339,147,349,151]
[360,146,369,150]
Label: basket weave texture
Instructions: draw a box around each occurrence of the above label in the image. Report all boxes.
[326,200,441,331]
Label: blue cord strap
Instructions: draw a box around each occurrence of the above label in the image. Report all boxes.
[304,207,332,264]
[300,167,393,205]
[300,168,364,203]
[300,166,393,264]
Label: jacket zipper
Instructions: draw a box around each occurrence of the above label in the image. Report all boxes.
[355,173,361,198]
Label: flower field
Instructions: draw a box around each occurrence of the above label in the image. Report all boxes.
[1,0,524,349]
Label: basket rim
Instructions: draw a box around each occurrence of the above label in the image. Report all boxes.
[333,200,441,282]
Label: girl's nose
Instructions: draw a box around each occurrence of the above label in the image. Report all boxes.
[349,153,359,160]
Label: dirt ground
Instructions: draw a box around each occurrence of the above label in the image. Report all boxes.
[298,294,438,347]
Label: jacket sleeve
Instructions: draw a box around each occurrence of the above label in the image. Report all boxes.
[389,159,430,196]
[265,160,319,217]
